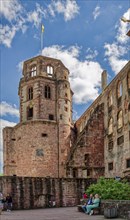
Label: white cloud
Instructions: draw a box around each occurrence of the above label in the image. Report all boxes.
[0,119,16,173]
[104,8,129,74]
[27,3,46,28]
[42,45,102,104]
[104,42,128,74]
[0,24,17,48]
[48,0,79,21]
[86,48,98,60]
[0,0,23,22]
[93,6,100,20]
[0,101,19,118]
[17,61,24,73]
[116,8,130,44]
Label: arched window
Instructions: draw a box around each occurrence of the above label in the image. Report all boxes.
[45,85,51,99]
[31,65,37,77]
[108,117,113,135]
[108,92,113,107]
[117,81,122,98]
[117,110,123,130]
[28,87,33,100]
[27,106,33,120]
[47,65,53,76]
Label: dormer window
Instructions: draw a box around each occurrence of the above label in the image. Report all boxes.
[31,65,37,77]
[47,65,53,77]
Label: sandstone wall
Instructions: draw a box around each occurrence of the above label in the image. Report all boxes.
[0,176,97,210]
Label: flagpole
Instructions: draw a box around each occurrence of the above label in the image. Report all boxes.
[41,24,44,54]
[41,30,43,54]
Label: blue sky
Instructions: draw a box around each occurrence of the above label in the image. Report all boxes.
[0,0,130,173]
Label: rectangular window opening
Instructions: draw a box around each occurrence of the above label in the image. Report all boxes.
[49,114,54,120]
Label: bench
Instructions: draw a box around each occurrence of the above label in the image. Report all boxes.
[77,205,84,212]
[77,200,101,215]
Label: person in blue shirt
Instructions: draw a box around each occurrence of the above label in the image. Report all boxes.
[82,194,93,212]
[86,194,100,215]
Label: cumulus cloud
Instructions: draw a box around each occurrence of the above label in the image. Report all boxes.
[17,61,24,73]
[116,8,130,44]
[0,119,16,173]
[104,43,128,74]
[86,48,98,60]
[0,25,16,48]
[0,101,19,118]
[104,8,129,74]
[93,6,100,20]
[48,0,79,21]
[27,3,46,28]
[0,0,23,21]
[42,45,102,104]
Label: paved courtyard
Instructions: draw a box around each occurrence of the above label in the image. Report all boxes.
[0,207,125,220]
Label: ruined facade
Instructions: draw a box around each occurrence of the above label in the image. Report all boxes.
[3,55,130,178]
[67,61,130,178]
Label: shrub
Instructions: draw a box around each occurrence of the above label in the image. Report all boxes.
[86,177,130,200]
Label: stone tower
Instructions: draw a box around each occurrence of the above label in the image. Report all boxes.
[3,55,73,177]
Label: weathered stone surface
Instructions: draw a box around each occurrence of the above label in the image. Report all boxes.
[0,176,97,210]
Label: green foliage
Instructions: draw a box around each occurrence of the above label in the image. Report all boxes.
[86,177,130,200]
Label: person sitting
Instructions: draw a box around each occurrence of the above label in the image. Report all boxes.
[86,193,100,215]
[82,193,93,212]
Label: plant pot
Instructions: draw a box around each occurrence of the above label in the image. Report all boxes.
[104,207,118,218]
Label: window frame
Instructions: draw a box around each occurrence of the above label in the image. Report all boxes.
[27,106,33,120]
[30,65,37,77]
[45,85,51,99]
[27,87,33,100]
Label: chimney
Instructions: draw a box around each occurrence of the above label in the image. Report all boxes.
[101,70,107,91]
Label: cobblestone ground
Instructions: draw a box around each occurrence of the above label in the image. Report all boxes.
[0,207,125,220]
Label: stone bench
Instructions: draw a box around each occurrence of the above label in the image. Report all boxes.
[77,202,101,215]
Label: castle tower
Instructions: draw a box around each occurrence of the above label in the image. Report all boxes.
[3,55,73,177]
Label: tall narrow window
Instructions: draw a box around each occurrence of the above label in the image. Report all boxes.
[117,81,123,98]
[27,106,33,120]
[72,168,77,178]
[84,154,89,166]
[126,159,130,168]
[31,65,37,77]
[127,72,130,89]
[128,104,130,122]
[108,117,113,135]
[108,162,113,171]
[28,87,33,100]
[45,85,51,99]
[108,92,113,107]
[47,65,53,76]
[117,110,123,130]
[127,72,130,96]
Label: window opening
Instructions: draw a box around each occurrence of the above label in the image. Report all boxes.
[45,85,51,99]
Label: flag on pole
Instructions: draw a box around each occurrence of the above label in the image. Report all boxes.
[41,24,44,54]
[41,24,44,33]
